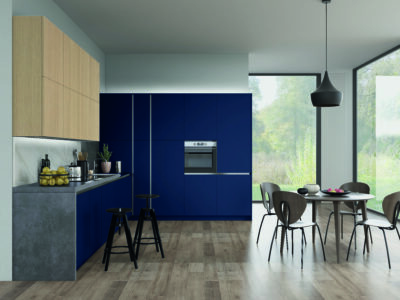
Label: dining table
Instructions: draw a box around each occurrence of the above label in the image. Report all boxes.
[304,191,375,263]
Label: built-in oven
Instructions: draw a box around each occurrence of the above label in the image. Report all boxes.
[184,141,217,173]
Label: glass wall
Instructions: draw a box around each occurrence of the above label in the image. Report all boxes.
[249,75,318,200]
[356,47,400,212]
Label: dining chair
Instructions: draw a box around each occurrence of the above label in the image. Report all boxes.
[324,182,373,249]
[268,191,326,269]
[256,182,280,244]
[346,191,400,269]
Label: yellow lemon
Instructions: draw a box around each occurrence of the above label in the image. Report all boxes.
[51,170,57,175]
[42,167,50,174]
[40,179,48,186]
[56,178,64,186]
[57,166,66,173]
[64,178,69,185]
[49,178,56,186]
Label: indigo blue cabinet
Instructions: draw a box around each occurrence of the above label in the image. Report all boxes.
[100,94,133,141]
[134,94,151,140]
[152,94,185,140]
[133,140,150,216]
[151,141,185,216]
[184,94,217,140]
[76,187,102,269]
[217,175,251,218]
[184,175,217,216]
[217,94,252,172]
[77,176,132,270]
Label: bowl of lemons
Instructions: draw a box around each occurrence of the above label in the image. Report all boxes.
[39,166,70,186]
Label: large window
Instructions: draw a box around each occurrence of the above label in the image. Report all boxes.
[355,46,400,212]
[249,75,319,200]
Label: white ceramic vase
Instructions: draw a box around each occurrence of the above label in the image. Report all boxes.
[304,184,320,195]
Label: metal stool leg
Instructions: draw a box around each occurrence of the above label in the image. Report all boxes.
[122,214,138,269]
[150,212,160,253]
[104,214,117,271]
[134,209,145,259]
[150,209,164,258]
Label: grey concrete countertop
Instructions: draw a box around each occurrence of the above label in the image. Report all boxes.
[13,173,130,194]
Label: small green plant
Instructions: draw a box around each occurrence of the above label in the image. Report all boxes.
[98,144,112,162]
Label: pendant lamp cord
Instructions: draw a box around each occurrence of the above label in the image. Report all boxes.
[325,2,328,71]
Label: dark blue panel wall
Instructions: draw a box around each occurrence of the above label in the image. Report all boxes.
[151,141,185,216]
[217,94,252,172]
[152,94,185,140]
[184,94,217,140]
[100,94,133,141]
[134,94,150,141]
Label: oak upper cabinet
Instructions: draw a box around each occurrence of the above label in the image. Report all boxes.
[13,16,100,140]
[89,56,100,102]
[42,17,63,85]
[64,35,80,92]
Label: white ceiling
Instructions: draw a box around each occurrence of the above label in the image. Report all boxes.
[53,0,400,73]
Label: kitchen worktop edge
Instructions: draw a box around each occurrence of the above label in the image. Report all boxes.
[13,173,131,194]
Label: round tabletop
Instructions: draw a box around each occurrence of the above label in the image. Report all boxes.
[135,194,160,199]
[304,191,375,202]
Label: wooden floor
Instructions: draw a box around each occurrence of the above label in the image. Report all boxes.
[2,203,400,299]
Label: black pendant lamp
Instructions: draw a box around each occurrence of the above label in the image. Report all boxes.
[311,0,342,107]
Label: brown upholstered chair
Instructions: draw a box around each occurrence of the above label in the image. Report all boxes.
[324,182,373,248]
[346,191,400,269]
[268,191,326,269]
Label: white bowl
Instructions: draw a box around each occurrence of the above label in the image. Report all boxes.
[304,184,320,195]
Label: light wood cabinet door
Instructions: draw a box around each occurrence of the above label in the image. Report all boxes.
[42,78,64,138]
[12,16,43,137]
[89,56,100,101]
[42,18,63,84]
[89,99,99,141]
[80,95,90,140]
[64,35,80,92]
[80,49,90,97]
[64,87,81,139]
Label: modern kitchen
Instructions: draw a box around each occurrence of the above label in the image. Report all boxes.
[2,0,400,299]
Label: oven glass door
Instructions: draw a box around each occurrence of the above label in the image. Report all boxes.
[184,148,216,173]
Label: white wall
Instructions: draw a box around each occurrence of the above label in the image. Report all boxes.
[0,0,12,281]
[13,0,106,91]
[106,54,249,93]
[321,71,353,189]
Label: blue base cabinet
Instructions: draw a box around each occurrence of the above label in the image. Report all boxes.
[217,175,252,218]
[151,141,185,216]
[76,176,132,270]
[184,175,217,216]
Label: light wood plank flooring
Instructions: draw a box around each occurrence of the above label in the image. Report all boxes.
[1,203,400,299]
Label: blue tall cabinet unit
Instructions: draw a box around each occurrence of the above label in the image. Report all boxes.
[100,93,252,220]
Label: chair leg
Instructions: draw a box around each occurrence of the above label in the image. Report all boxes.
[291,230,294,256]
[302,229,307,245]
[346,225,357,261]
[301,228,304,269]
[354,216,357,250]
[369,226,373,244]
[395,226,400,240]
[341,214,344,239]
[256,214,267,244]
[324,211,334,244]
[274,218,279,240]
[363,227,367,255]
[315,224,326,261]
[285,228,289,251]
[268,225,279,262]
[381,229,391,269]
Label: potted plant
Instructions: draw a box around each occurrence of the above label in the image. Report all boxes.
[98,144,112,173]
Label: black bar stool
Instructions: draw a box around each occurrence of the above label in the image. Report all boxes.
[133,194,165,259]
[102,207,138,271]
